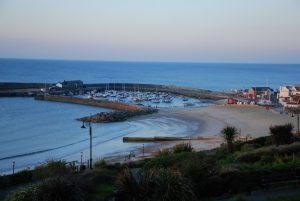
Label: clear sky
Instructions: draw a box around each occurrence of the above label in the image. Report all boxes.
[0,0,300,63]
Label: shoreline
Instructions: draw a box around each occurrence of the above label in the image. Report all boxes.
[104,105,298,164]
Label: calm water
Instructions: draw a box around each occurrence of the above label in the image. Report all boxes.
[0,59,299,174]
[0,97,198,174]
[1,58,299,90]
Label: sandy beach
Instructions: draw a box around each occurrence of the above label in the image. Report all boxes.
[105,105,298,163]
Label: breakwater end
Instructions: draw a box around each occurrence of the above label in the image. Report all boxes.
[79,108,158,123]
[35,94,158,122]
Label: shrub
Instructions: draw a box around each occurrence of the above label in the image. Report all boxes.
[233,194,250,201]
[240,144,255,152]
[157,148,172,156]
[4,186,39,201]
[36,177,85,201]
[33,160,68,179]
[94,159,107,169]
[269,123,294,145]
[116,167,197,201]
[236,142,300,163]
[172,143,193,153]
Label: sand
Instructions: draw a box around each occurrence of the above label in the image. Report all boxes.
[104,105,299,163]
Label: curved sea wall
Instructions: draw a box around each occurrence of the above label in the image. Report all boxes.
[35,94,142,111]
[35,94,158,122]
[0,82,229,100]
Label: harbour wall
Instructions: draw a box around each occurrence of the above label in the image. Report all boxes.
[35,94,143,111]
[0,82,229,100]
[35,94,158,122]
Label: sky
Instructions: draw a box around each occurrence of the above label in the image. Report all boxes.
[0,0,300,63]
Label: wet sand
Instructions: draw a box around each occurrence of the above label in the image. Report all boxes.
[104,105,298,164]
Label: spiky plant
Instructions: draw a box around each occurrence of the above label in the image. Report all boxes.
[221,126,239,153]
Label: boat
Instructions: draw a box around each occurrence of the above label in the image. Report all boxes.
[152,98,160,103]
[163,97,172,103]
[256,100,275,107]
[182,97,188,101]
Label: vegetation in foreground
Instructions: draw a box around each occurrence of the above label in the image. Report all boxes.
[1,123,300,201]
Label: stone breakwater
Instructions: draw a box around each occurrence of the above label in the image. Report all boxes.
[79,108,158,123]
[35,94,158,122]
[0,82,229,99]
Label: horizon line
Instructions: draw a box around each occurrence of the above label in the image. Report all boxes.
[0,57,299,65]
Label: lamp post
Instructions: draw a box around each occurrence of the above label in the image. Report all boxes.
[286,107,300,135]
[292,113,300,135]
[81,121,93,169]
[12,161,15,175]
[80,151,83,166]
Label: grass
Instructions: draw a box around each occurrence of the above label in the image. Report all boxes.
[87,183,117,201]
[265,191,300,201]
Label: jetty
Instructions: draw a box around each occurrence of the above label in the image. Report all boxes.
[123,136,219,142]
[35,94,158,122]
[0,82,229,100]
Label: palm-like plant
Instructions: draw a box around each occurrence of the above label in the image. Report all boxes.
[221,126,239,153]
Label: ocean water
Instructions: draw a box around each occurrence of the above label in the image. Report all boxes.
[0,97,198,174]
[1,58,299,90]
[0,58,299,174]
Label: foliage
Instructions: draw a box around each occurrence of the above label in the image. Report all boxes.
[94,159,107,169]
[0,169,32,189]
[36,177,85,201]
[4,186,39,201]
[269,123,294,146]
[4,177,84,201]
[172,143,193,153]
[156,148,172,156]
[233,194,250,201]
[33,160,69,180]
[221,126,239,153]
[144,152,193,169]
[240,144,255,152]
[236,142,300,163]
[116,167,197,201]
[265,191,300,201]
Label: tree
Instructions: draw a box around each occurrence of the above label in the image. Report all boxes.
[221,126,239,153]
[269,123,294,145]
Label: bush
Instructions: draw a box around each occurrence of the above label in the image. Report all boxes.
[0,169,32,189]
[172,143,193,153]
[94,159,107,169]
[116,167,197,201]
[33,160,69,179]
[240,144,255,152]
[36,177,85,201]
[156,148,172,156]
[233,194,250,201]
[4,186,39,201]
[236,142,300,163]
[269,123,294,146]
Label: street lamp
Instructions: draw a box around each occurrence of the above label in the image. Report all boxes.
[291,113,300,135]
[81,121,93,169]
[286,107,300,135]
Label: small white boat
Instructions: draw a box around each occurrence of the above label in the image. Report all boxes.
[182,97,188,101]
[152,98,160,103]
[257,100,275,107]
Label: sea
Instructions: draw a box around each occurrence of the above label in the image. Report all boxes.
[0,58,299,174]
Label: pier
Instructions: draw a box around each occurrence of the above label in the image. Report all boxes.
[35,94,158,122]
